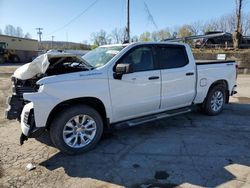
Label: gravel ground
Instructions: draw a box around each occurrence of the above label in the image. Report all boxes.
[0,69,250,188]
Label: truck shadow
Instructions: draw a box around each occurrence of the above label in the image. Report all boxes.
[39,103,250,187]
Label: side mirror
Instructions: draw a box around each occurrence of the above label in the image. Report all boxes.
[114,64,132,79]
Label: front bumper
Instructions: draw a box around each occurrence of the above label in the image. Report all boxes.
[5,76,36,120]
[5,94,23,120]
[20,102,45,145]
[5,77,46,145]
[5,76,23,120]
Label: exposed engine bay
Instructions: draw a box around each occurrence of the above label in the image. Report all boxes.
[6,52,92,120]
[14,52,91,80]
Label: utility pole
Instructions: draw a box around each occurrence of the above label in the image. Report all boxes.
[51,35,55,49]
[36,28,43,42]
[66,32,69,49]
[36,28,43,50]
[126,0,130,42]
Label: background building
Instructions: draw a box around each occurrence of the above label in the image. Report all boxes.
[0,34,38,63]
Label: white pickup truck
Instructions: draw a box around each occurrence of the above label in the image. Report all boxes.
[6,42,237,155]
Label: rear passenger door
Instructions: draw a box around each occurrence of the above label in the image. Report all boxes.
[156,45,196,110]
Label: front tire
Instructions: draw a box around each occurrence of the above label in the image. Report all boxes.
[201,85,226,116]
[50,105,103,155]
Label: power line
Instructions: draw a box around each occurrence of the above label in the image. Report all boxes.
[47,0,100,35]
[119,0,126,28]
[144,2,158,30]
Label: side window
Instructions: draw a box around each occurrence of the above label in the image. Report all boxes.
[157,46,188,69]
[120,46,154,72]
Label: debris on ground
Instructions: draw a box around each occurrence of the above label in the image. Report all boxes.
[26,163,36,171]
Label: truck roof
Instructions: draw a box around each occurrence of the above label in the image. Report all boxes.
[100,41,187,48]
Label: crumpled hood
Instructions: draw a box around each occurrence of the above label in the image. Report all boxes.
[13,53,51,80]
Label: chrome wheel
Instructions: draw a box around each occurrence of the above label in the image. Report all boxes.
[210,91,224,112]
[63,115,97,148]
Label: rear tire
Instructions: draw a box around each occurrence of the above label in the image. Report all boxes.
[50,105,103,155]
[201,84,226,116]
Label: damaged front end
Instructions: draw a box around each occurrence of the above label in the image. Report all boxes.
[5,77,45,145]
[5,76,38,120]
[5,52,92,145]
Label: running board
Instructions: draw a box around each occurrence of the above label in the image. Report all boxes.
[114,107,192,129]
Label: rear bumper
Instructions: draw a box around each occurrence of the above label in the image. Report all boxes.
[231,85,237,96]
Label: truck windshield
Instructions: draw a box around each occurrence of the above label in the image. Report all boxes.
[82,46,124,68]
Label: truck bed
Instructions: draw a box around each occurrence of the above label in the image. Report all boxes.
[196,60,235,65]
[194,60,236,104]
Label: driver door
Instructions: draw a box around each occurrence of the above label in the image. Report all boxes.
[108,45,161,122]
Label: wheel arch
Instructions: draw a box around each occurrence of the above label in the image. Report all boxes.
[45,97,109,130]
[207,79,230,103]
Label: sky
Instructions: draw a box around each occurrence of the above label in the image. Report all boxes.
[0,0,249,43]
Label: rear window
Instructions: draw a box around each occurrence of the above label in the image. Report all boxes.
[157,46,188,69]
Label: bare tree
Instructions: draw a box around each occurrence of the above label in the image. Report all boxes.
[111,27,126,43]
[177,25,193,38]
[151,28,171,41]
[91,29,111,46]
[218,15,229,31]
[242,12,250,35]
[24,32,32,39]
[139,31,151,41]
[214,13,236,32]
[202,21,215,33]
[111,28,120,43]
[233,0,244,49]
[188,21,203,35]
[226,13,237,32]
[4,25,16,36]
[131,35,139,42]
[16,26,24,37]
[4,25,27,37]
[201,13,237,34]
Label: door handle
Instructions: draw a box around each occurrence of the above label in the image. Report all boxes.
[186,72,194,76]
[148,76,159,80]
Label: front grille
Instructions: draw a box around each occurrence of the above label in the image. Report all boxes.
[16,86,36,96]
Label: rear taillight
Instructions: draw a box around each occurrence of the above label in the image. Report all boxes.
[235,64,238,79]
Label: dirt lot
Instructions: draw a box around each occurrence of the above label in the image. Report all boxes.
[0,66,250,188]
